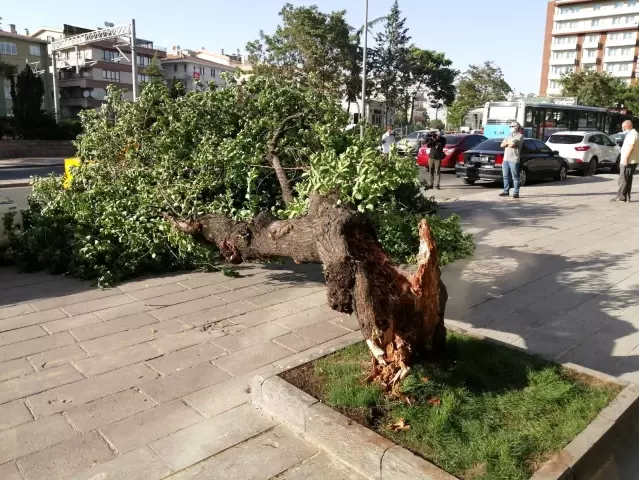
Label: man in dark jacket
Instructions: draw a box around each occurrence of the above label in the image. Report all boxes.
[427,131,446,190]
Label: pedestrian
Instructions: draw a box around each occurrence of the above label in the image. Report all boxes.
[427,131,446,190]
[612,120,639,203]
[381,124,396,156]
[499,121,524,198]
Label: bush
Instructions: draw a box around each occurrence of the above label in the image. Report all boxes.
[5,76,474,285]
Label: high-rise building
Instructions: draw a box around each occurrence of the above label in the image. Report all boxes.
[540,0,639,96]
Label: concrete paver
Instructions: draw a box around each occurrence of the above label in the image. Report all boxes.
[17,431,115,480]
[2,174,639,478]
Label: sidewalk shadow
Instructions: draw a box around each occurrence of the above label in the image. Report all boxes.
[440,198,639,383]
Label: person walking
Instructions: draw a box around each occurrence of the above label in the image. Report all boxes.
[612,120,639,203]
[427,131,446,190]
[499,121,524,198]
[381,125,396,156]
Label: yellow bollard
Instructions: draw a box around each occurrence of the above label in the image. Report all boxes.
[63,158,80,189]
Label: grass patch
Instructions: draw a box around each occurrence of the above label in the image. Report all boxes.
[280,332,621,480]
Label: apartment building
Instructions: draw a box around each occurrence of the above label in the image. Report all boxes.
[31,24,166,118]
[161,47,237,92]
[541,0,639,95]
[0,25,53,117]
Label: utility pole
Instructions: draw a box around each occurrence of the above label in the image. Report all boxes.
[51,51,59,121]
[130,19,138,101]
[360,0,368,139]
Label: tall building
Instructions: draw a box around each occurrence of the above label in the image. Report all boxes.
[0,25,53,117]
[30,24,166,118]
[541,0,639,96]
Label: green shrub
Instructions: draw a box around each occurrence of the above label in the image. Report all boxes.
[5,75,474,285]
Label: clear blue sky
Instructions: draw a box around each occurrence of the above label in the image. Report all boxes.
[3,0,547,93]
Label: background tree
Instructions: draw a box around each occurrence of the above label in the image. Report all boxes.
[446,61,511,128]
[623,82,639,114]
[9,65,46,138]
[407,47,458,124]
[428,118,445,130]
[559,71,626,108]
[369,0,412,124]
[246,3,355,96]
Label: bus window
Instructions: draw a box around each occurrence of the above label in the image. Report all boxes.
[525,107,533,126]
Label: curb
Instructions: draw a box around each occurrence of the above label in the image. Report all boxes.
[252,375,458,480]
[253,327,639,480]
[0,164,63,170]
[0,180,31,189]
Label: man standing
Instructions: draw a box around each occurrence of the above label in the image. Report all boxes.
[381,125,396,155]
[499,122,524,198]
[612,120,639,202]
[427,131,446,190]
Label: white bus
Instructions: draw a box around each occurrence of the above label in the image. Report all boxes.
[482,98,633,142]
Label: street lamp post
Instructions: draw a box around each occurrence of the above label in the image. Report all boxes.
[360,0,368,139]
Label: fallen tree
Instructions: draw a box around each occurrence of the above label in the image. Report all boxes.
[164,192,448,389]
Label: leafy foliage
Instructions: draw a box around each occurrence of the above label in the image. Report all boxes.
[447,61,512,128]
[369,0,412,124]
[246,3,357,97]
[559,71,627,108]
[7,63,473,285]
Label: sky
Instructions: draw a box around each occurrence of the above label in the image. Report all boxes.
[2,0,548,93]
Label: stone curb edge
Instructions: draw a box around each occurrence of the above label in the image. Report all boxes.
[446,323,639,480]
[253,323,639,480]
[0,180,32,189]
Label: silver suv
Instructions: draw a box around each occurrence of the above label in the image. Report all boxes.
[546,131,621,175]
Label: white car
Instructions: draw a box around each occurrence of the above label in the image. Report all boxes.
[0,194,22,248]
[546,131,621,175]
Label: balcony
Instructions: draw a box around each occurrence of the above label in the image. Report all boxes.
[549,57,577,66]
[550,42,578,51]
[605,36,638,47]
[605,67,633,77]
[554,5,639,22]
[553,18,639,35]
[603,53,636,63]
[581,55,599,64]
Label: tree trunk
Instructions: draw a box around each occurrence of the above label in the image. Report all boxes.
[164,194,447,389]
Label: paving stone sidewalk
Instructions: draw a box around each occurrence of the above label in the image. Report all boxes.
[0,173,638,479]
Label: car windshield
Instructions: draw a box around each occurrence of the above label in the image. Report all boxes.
[472,139,504,151]
[444,135,463,145]
[548,134,584,144]
[612,133,626,140]
[406,131,424,139]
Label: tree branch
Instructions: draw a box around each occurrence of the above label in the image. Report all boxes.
[268,113,303,206]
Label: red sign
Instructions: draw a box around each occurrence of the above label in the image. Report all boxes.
[193,72,200,79]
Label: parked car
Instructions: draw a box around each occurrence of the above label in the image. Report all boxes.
[0,194,22,248]
[417,134,486,170]
[545,131,621,175]
[611,131,627,148]
[397,130,431,156]
[455,138,569,186]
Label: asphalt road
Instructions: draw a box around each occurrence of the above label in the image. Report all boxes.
[0,165,65,182]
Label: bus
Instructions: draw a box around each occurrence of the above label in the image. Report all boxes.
[481,98,636,142]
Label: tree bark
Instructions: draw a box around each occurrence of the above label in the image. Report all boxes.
[267,113,302,206]
[164,194,447,388]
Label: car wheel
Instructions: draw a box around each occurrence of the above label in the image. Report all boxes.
[554,164,568,181]
[461,178,475,185]
[583,157,597,176]
[519,168,527,187]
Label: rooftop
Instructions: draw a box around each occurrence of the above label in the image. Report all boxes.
[0,29,48,43]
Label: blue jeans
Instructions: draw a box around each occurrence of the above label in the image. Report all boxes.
[502,161,520,194]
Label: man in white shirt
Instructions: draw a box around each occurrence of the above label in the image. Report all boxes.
[613,120,639,203]
[381,125,396,155]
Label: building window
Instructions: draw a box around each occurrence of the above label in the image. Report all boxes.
[606,46,632,56]
[102,70,121,82]
[0,42,17,56]
[605,62,631,72]
[586,34,600,43]
[615,2,622,8]
[29,45,41,56]
[138,74,149,83]
[173,64,177,72]
[594,4,601,10]
[613,17,621,25]
[585,49,597,58]
[102,50,119,62]
[553,36,577,44]
[552,50,576,60]
[631,0,638,6]
[552,65,575,75]
[583,64,596,72]
[592,18,601,26]
[138,56,151,67]
[183,64,187,72]
[549,80,561,90]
